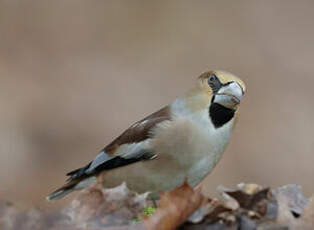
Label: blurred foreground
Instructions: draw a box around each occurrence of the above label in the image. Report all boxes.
[0,182,313,230]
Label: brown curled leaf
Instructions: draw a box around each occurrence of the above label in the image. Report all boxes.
[143,179,205,230]
[226,188,270,211]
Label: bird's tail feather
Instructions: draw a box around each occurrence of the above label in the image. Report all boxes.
[46,182,77,201]
[46,176,96,201]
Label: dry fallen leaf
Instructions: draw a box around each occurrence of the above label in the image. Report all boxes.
[273,184,308,217]
[0,181,149,230]
[65,180,150,228]
[297,195,314,230]
[143,179,204,230]
[273,184,313,229]
[1,183,313,230]
[182,184,282,230]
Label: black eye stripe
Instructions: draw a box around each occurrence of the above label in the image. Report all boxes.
[209,74,217,82]
[208,74,222,93]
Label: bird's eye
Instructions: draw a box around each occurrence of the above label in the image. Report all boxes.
[208,74,222,93]
[209,74,217,82]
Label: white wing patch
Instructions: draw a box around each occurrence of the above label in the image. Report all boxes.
[85,151,113,173]
[85,139,155,174]
[116,139,152,159]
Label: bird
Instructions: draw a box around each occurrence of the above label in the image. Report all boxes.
[46,70,246,201]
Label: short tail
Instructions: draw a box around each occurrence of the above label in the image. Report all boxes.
[46,176,96,201]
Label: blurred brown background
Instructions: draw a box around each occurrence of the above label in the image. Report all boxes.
[1,0,314,207]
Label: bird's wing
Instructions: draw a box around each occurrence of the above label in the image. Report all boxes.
[66,106,171,180]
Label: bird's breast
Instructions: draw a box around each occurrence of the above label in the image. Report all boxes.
[151,115,234,186]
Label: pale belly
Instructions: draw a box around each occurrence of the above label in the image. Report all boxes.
[100,117,233,195]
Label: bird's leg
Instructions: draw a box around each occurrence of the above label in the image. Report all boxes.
[151,198,158,208]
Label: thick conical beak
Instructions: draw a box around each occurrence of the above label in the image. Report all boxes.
[214,82,243,109]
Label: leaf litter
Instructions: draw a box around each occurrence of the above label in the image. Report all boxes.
[0,180,313,230]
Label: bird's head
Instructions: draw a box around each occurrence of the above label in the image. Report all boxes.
[198,70,246,110]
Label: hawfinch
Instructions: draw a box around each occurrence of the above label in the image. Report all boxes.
[47,70,246,201]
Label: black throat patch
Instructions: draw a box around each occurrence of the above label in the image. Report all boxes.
[209,102,235,128]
